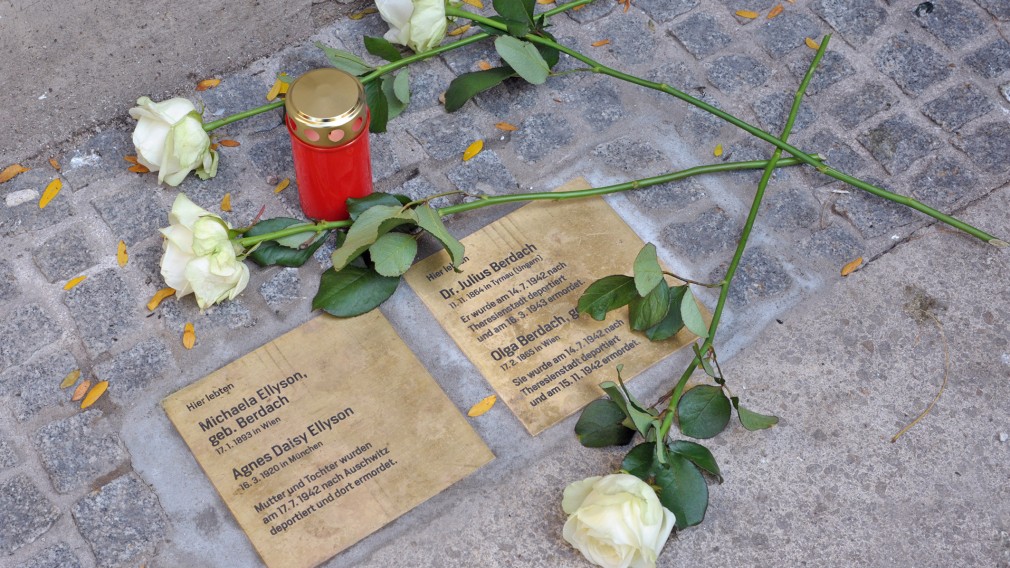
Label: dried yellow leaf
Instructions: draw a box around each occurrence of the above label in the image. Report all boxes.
[220,192,232,212]
[147,287,176,311]
[477,60,492,71]
[767,4,783,18]
[805,37,820,50]
[49,157,61,171]
[128,164,150,174]
[462,0,483,8]
[463,139,484,161]
[218,139,241,147]
[447,24,471,36]
[80,380,108,409]
[266,79,284,101]
[714,143,723,157]
[350,6,378,19]
[39,178,62,209]
[196,78,221,91]
[736,9,759,18]
[573,4,584,10]
[116,241,128,268]
[841,257,863,277]
[72,379,92,402]
[467,394,497,417]
[0,164,29,184]
[123,155,139,164]
[495,121,518,131]
[536,0,553,4]
[274,178,291,194]
[64,275,87,290]
[591,39,611,47]
[182,322,196,350]
[60,369,81,389]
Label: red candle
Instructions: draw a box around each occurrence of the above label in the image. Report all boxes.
[285,68,374,221]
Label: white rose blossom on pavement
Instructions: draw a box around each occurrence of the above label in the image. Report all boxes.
[129,96,219,186]
[562,474,676,568]
[160,194,249,310]
[375,0,448,53]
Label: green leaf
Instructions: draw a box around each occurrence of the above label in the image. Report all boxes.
[668,440,721,481]
[368,232,417,277]
[633,243,663,296]
[654,455,709,529]
[415,204,465,269]
[273,224,316,248]
[621,442,656,480]
[629,279,670,331]
[363,36,403,62]
[382,75,407,121]
[644,285,687,341]
[346,193,410,221]
[444,67,517,112]
[534,30,560,68]
[692,344,719,380]
[677,385,731,439]
[574,399,635,448]
[245,218,329,268]
[330,205,417,270]
[681,287,709,338]
[600,381,653,436]
[493,0,535,25]
[312,266,400,317]
[364,80,389,133]
[316,41,374,76]
[494,36,549,85]
[393,69,410,104]
[577,275,638,321]
[731,397,779,431]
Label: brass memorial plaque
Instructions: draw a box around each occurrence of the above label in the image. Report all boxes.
[163,311,494,568]
[404,179,701,434]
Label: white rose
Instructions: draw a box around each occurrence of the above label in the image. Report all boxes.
[160,194,249,310]
[129,97,219,186]
[376,0,448,53]
[562,474,675,568]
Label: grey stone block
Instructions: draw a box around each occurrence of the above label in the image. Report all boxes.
[911,156,981,209]
[762,186,820,230]
[828,82,898,129]
[786,50,855,95]
[706,55,771,95]
[565,0,615,23]
[409,114,483,161]
[158,295,256,331]
[0,259,19,303]
[803,130,867,186]
[644,61,705,93]
[922,83,995,131]
[811,0,887,44]
[577,81,627,129]
[660,207,742,257]
[403,59,455,115]
[832,178,921,238]
[447,150,517,195]
[964,39,1010,79]
[799,224,863,263]
[370,132,402,182]
[592,9,660,65]
[32,229,98,283]
[282,41,346,78]
[514,113,574,163]
[669,13,732,59]
[753,92,816,134]
[592,137,666,175]
[475,81,539,119]
[245,126,295,182]
[92,180,169,245]
[974,0,1010,21]
[260,268,302,311]
[635,0,698,23]
[0,349,79,422]
[73,474,168,568]
[129,241,166,287]
[0,475,60,554]
[952,121,1010,175]
[199,73,282,135]
[756,11,824,58]
[722,0,778,15]
[857,115,940,174]
[94,339,173,395]
[0,169,74,237]
[395,175,443,202]
[440,41,499,75]
[711,247,793,307]
[0,435,15,471]
[916,0,988,48]
[625,177,708,214]
[13,543,82,568]
[64,269,140,357]
[35,410,129,494]
[0,305,61,374]
[874,36,951,96]
[59,129,135,190]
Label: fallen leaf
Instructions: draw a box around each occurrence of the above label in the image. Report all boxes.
[210,143,219,151]
[123,155,139,164]
[72,379,92,402]
[841,257,863,276]
[128,164,150,174]
[117,241,128,268]
[477,60,492,71]
[619,0,631,12]
[467,394,497,417]
[182,322,196,350]
[60,369,81,389]
[196,78,221,91]
[536,0,553,4]
[0,164,29,184]
[573,4,584,10]
[64,275,87,290]
[49,157,61,171]
[495,121,518,131]
[266,79,284,101]
[805,37,820,50]
[714,143,723,157]
[438,92,447,105]
[39,178,62,209]
[80,381,108,409]
[220,192,232,212]
[462,0,483,8]
[767,4,783,18]
[147,287,176,311]
[274,178,291,194]
[350,6,378,19]
[591,39,611,47]
[447,24,471,36]
[736,9,759,18]
[218,139,241,147]
[463,139,483,161]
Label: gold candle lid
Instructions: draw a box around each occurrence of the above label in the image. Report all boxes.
[285,68,368,148]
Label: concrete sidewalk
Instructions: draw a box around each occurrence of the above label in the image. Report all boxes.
[0,0,1008,566]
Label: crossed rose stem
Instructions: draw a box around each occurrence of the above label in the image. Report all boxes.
[206,0,1004,431]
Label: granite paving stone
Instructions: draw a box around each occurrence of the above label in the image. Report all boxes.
[951,121,1010,175]
[447,150,517,194]
[403,59,456,115]
[0,349,79,422]
[32,228,98,283]
[911,156,982,209]
[709,247,793,307]
[64,269,140,357]
[199,73,282,135]
[370,132,402,183]
[799,224,863,263]
[668,13,732,59]
[811,0,887,44]
[514,113,575,163]
[259,267,302,311]
[802,129,867,186]
[644,61,705,94]
[706,55,771,95]
[0,475,60,554]
[761,186,821,230]
[577,81,627,129]
[244,126,296,183]
[0,169,74,237]
[280,42,342,80]
[964,39,1010,80]
[0,259,19,303]
[59,129,135,190]
[395,174,444,202]
[35,410,129,494]
[721,0,779,14]
[439,41,499,76]
[678,92,732,144]
[974,0,1010,20]
[634,0,698,24]
[73,474,169,568]
[857,115,941,174]
[828,82,898,129]
[474,81,539,120]
[786,50,855,95]
[752,92,817,134]
[0,304,62,374]
[915,0,989,48]
[832,178,921,238]
[564,0,615,23]
[755,11,824,59]
[660,207,742,258]
[590,9,660,65]
[1001,83,1010,104]
[409,114,484,161]
[13,543,83,568]
[921,83,995,131]
[158,296,257,332]
[92,179,170,245]
[94,339,173,395]
[874,36,952,96]
[592,137,666,175]
[0,433,17,471]
[129,240,167,287]
[626,177,708,213]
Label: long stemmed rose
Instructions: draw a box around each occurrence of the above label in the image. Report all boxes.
[129,97,218,186]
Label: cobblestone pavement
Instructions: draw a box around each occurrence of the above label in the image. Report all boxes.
[1,1,1009,566]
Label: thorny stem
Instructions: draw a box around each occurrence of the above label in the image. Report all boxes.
[662,271,722,289]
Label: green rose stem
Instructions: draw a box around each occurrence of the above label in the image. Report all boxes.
[235,156,804,248]
[444,5,1005,247]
